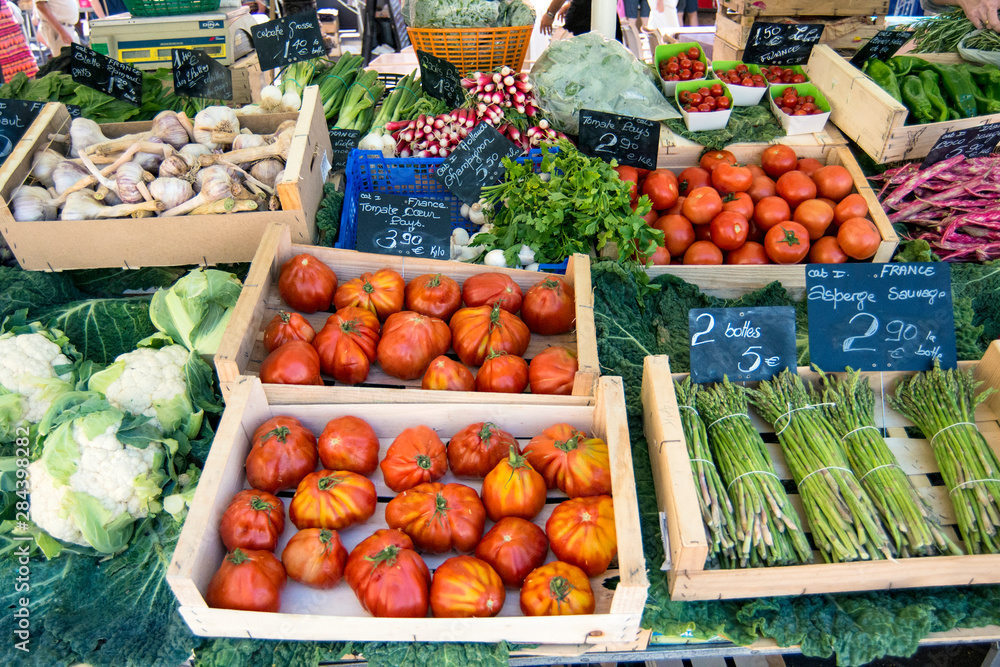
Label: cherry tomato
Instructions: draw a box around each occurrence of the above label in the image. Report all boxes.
[709,211,749,251]
[430,556,505,618]
[699,150,737,173]
[448,421,519,477]
[682,186,723,224]
[263,311,315,353]
[385,482,486,553]
[692,61,706,73]
[680,58,693,69]
[247,415,318,494]
[289,470,377,530]
[837,217,882,260]
[278,253,337,314]
[219,489,285,552]
[793,199,835,240]
[812,165,854,202]
[642,169,680,210]
[697,103,712,113]
[710,83,724,96]
[791,73,807,83]
[680,70,692,80]
[520,561,595,616]
[764,221,811,264]
[687,46,701,59]
[206,548,286,613]
[380,425,448,493]
[775,170,818,209]
[422,355,475,392]
[528,346,579,396]
[689,92,703,105]
[259,340,323,386]
[318,415,380,476]
[716,96,732,110]
[666,61,680,74]
[677,167,711,196]
[808,236,849,264]
[683,240,724,265]
[753,195,792,232]
[653,214,696,257]
[476,517,549,587]
[727,241,770,264]
[281,528,348,589]
[834,193,869,227]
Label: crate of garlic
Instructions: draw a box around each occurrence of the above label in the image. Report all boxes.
[0,85,332,271]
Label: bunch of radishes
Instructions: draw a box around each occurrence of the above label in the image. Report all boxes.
[386,108,491,158]
[497,120,568,152]
[462,66,540,117]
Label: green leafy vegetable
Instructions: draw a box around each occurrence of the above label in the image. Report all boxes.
[315,182,344,247]
[193,639,354,667]
[148,268,242,356]
[0,266,85,321]
[35,297,157,364]
[69,267,189,298]
[361,641,512,667]
[663,100,786,151]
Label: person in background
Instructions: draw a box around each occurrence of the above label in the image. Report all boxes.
[622,0,649,32]
[539,0,624,39]
[677,0,697,26]
[33,0,79,56]
[921,0,1000,31]
[0,0,38,81]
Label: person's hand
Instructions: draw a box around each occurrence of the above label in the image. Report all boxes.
[59,26,74,45]
[557,4,568,19]
[540,12,555,35]
[959,0,1000,32]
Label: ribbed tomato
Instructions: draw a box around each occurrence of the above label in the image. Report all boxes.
[344,529,430,618]
[450,303,531,367]
[519,561,595,616]
[421,355,476,392]
[376,311,451,380]
[246,416,318,494]
[288,470,377,530]
[259,340,323,386]
[312,307,381,385]
[546,495,617,577]
[333,268,404,321]
[263,311,315,352]
[206,548,287,613]
[404,273,462,321]
[523,424,612,497]
[528,346,578,396]
[317,415,380,476]
[447,421,519,478]
[281,528,348,589]
[475,517,549,587]
[218,489,285,552]
[461,273,523,313]
[379,425,448,492]
[278,253,337,314]
[384,482,486,553]
[475,351,529,393]
[520,276,575,335]
[481,446,547,522]
[430,556,505,618]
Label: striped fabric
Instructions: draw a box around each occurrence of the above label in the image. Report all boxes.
[0,0,38,83]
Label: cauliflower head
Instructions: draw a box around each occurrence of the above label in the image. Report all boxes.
[0,331,74,438]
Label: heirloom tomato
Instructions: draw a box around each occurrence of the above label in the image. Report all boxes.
[524,424,612,497]
[345,529,431,618]
[546,495,617,577]
[259,340,323,386]
[312,307,380,385]
[447,421,519,478]
[482,446,547,522]
[288,470,377,530]
[278,254,337,314]
[461,272,523,313]
[376,311,451,380]
[404,273,462,321]
[528,346,578,396]
[430,556,505,618]
[519,561,595,616]
[333,268,404,321]
[219,489,285,552]
[475,517,549,587]
[317,415,380,476]
[379,425,448,492]
[206,548,287,613]
[281,528,348,589]
[421,355,476,391]
[520,276,575,335]
[384,482,486,553]
[475,351,529,394]
[246,415,318,494]
[263,311,315,352]
[450,303,531,367]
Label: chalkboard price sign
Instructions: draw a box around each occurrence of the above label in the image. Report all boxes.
[417,50,465,109]
[742,22,825,66]
[688,306,797,384]
[329,128,361,170]
[172,48,233,101]
[70,44,142,106]
[252,11,326,71]
[433,122,522,205]
[0,99,44,166]
[806,263,957,372]
[354,191,451,259]
[922,123,1000,168]
[578,109,659,170]
[850,30,915,67]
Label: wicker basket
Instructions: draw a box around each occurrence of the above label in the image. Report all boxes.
[123,0,220,17]
[407,25,533,73]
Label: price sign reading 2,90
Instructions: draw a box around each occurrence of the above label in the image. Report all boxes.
[688,306,797,384]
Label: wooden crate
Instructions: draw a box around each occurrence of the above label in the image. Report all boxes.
[0,87,331,271]
[640,348,1000,601]
[232,51,274,105]
[656,123,849,166]
[807,45,1000,163]
[167,376,648,643]
[715,12,884,52]
[718,0,889,17]
[214,223,600,403]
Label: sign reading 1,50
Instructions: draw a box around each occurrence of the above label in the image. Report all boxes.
[690,313,782,372]
[841,313,942,361]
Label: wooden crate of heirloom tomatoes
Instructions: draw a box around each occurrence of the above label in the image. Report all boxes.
[166,375,648,643]
[214,223,599,403]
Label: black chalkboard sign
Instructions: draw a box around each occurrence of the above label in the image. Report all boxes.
[417,50,465,109]
[433,122,522,205]
[172,48,233,101]
[578,109,659,170]
[806,263,957,372]
[922,123,1000,168]
[354,191,451,259]
[252,11,326,71]
[688,306,797,384]
[850,30,915,67]
[70,44,142,106]
[0,99,45,166]
[330,129,361,170]
[742,22,825,66]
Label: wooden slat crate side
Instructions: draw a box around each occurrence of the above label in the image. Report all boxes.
[715,11,883,50]
[719,0,890,17]
[656,126,848,167]
[712,36,744,63]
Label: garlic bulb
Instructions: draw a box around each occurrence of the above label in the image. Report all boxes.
[31,149,62,188]
[52,160,90,195]
[61,190,105,220]
[179,143,212,166]
[158,154,190,179]
[162,171,233,216]
[134,137,165,172]
[273,169,285,186]
[113,162,151,204]
[149,177,194,210]
[193,106,240,150]
[195,165,232,193]
[69,118,107,158]
[11,186,58,221]
[231,134,265,152]
[250,159,283,188]
[151,111,191,148]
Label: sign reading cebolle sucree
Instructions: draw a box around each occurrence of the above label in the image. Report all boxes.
[252,10,326,70]
[742,22,825,66]
[806,262,957,372]
[70,43,142,106]
[433,121,522,205]
[354,191,451,260]
[688,306,797,384]
[578,109,659,170]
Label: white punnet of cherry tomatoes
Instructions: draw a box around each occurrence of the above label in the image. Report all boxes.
[774,88,826,116]
[716,64,767,88]
[678,83,732,113]
[658,46,707,82]
[763,65,808,84]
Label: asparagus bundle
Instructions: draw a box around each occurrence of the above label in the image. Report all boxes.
[887,362,1000,554]
[697,378,812,567]
[673,378,739,569]
[748,370,894,563]
[814,370,962,557]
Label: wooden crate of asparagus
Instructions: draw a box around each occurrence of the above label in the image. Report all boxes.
[0,86,331,271]
[641,351,1000,601]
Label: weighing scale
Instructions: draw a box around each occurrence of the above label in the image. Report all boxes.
[88,7,257,70]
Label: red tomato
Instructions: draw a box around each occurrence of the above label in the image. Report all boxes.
[764,222,811,264]
[711,163,753,194]
[520,276,575,335]
[812,165,854,202]
[333,269,405,321]
[448,421,519,478]
[747,164,767,178]
[687,46,701,59]
[793,199,835,240]
[345,529,430,618]
[528,346,578,396]
[476,517,549,587]
[834,194,869,227]
[753,196,792,232]
[797,157,823,177]
[775,170,818,209]
[219,489,285,552]
[385,482,486,553]
[665,195,686,215]
[430,556,505,618]
[450,303,531,367]
[681,186,723,224]
[614,165,639,203]
[699,150,737,172]
[746,175,777,203]
[677,167,711,196]
[278,254,337,314]
[422,355,476,392]
[817,197,838,210]
[722,191,754,220]
[476,352,529,393]
[709,211,749,251]
[546,495,617,577]
[281,528,348,589]
[637,205,659,225]
[380,425,448,493]
[404,273,462,321]
[247,415,318,494]
[482,446,547,521]
[461,273,523,313]
[746,219,766,244]
[809,236,849,264]
[760,145,798,179]
[376,311,451,380]
[653,214,696,257]
[838,217,882,260]
[312,307,380,385]
[635,241,672,265]
[523,424,612,497]
[206,548,287,613]
[289,470,377,530]
[259,340,323,386]
[683,240,724,264]
[317,415,379,476]
[263,311,315,353]
[727,241,770,264]
[642,170,680,210]
[520,561,595,616]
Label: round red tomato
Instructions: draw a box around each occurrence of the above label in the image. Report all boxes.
[709,211,749,251]
[747,164,767,178]
[448,421,518,477]
[259,340,323,386]
[614,164,639,203]
[219,489,285,552]
[711,163,753,194]
[764,222,811,264]
[404,273,462,321]
[793,199,835,240]
[546,495,617,577]
[461,273,523,313]
[809,236,849,264]
[430,556,505,618]
[700,150,736,173]
[278,254,337,314]
[635,240,671,265]
[206,548,287,613]
[289,469,377,530]
[450,303,531,367]
[334,268,405,321]
[760,144,798,179]
[775,170,817,209]
[747,175,777,203]
[677,167,711,196]
[812,165,853,202]
[834,193,868,227]
[376,311,451,380]
[422,355,476,392]
[642,170,680,210]
[385,482,486,553]
[528,346,578,396]
[681,187,723,225]
[695,223,713,242]
[345,529,430,618]
[523,424,611,497]
[683,240,723,265]
[653,214,696,257]
[380,425,448,492]
[722,192,754,219]
[476,517,549,587]
[312,307,380,385]
[727,241,769,264]
[247,415,318,494]
[281,528,348,589]
[838,217,881,260]
[482,446,547,521]
[318,415,379,476]
[797,157,823,177]
[476,351,529,393]
[263,311,315,353]
[753,196,792,232]
[521,276,575,335]
[520,561,595,616]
